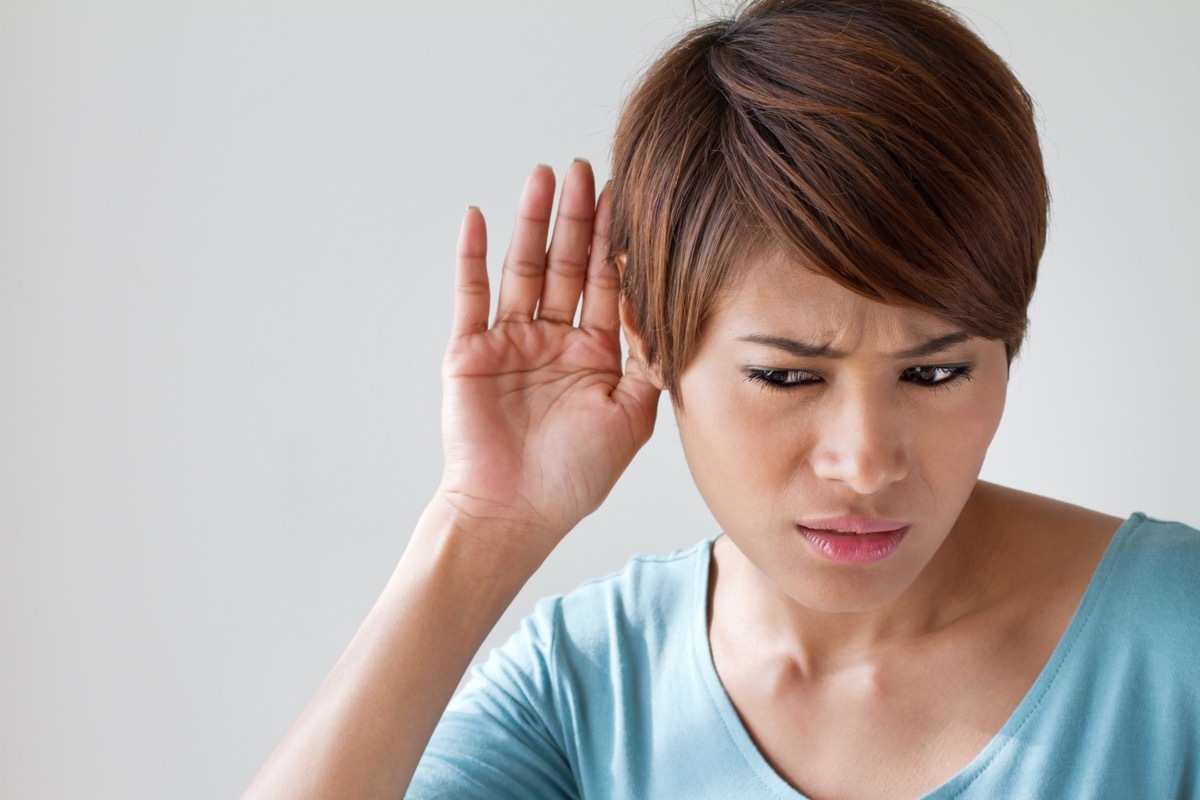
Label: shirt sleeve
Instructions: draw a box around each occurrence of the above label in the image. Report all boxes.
[407,598,579,799]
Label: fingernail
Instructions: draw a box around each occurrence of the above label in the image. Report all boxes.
[466,205,479,211]
[573,156,591,166]
[535,163,553,171]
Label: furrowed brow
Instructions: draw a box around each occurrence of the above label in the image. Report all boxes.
[892,331,975,359]
[737,330,976,360]
[736,334,846,359]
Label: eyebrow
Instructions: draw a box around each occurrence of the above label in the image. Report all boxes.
[737,331,976,360]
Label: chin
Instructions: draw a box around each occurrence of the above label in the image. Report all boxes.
[788,574,916,614]
[744,540,923,614]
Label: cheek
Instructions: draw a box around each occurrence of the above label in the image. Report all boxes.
[677,385,756,477]
[917,378,1007,479]
[675,380,808,516]
[967,366,1008,444]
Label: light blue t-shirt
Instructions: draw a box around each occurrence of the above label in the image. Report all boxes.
[409,514,1200,798]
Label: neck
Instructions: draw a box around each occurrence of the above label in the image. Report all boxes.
[711,484,1011,678]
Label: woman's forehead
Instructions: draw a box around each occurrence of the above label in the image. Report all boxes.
[712,255,961,346]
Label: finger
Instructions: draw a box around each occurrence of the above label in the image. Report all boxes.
[452,206,491,338]
[579,182,620,336]
[495,165,555,323]
[537,158,596,324]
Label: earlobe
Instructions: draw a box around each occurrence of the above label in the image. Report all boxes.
[618,297,664,390]
[615,254,666,391]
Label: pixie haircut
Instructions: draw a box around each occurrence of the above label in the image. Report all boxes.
[609,0,1048,396]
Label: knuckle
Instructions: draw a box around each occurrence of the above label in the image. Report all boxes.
[585,264,621,291]
[553,209,592,224]
[457,276,490,295]
[495,310,533,323]
[546,254,588,276]
[516,211,551,227]
[503,257,544,278]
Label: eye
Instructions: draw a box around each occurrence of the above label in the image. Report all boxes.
[745,368,822,390]
[902,364,972,388]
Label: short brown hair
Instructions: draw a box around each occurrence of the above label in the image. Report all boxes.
[609,0,1048,396]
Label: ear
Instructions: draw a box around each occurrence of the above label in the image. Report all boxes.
[615,254,666,391]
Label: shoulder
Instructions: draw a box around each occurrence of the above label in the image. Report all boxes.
[974,485,1197,642]
[957,513,1200,797]
[1115,512,1200,551]
[556,537,713,613]
[1101,513,1200,607]
[523,536,714,658]
[417,538,716,796]
[1065,512,1200,680]
[464,536,713,686]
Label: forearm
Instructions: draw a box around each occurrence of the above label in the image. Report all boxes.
[242,497,551,799]
[244,159,657,797]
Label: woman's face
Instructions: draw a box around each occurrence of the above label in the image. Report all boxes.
[672,254,1009,613]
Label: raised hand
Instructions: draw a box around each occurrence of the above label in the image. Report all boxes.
[242,161,661,800]
[437,160,661,555]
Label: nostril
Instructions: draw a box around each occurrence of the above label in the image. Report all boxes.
[813,444,908,494]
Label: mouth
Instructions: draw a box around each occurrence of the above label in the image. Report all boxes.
[796,517,910,564]
[799,515,908,534]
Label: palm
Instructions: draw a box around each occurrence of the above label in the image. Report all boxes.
[437,163,660,546]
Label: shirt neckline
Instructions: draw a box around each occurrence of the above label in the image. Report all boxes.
[689,512,1145,800]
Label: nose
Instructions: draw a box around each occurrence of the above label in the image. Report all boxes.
[810,389,908,494]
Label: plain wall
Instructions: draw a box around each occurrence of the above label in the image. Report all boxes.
[2,1,1197,797]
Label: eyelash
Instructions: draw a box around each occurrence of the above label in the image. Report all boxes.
[745,365,974,392]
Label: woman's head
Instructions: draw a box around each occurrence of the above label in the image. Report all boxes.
[609,0,1048,399]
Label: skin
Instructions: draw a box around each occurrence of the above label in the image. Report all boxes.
[707,485,1119,800]
[670,253,1012,624]
[244,162,1120,800]
[244,161,659,799]
[656,258,1122,797]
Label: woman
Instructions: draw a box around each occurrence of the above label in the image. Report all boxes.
[245,0,1200,797]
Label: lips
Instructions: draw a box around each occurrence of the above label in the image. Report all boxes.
[798,515,909,535]
[796,516,910,564]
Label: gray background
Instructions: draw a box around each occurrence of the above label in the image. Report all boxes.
[2,1,1197,797]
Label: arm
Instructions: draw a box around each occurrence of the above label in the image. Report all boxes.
[242,161,661,799]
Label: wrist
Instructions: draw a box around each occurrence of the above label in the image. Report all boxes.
[408,492,560,593]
